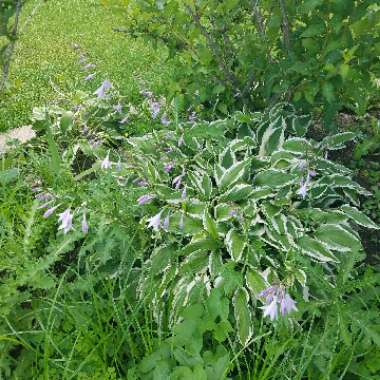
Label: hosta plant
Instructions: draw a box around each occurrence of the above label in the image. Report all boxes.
[125,103,378,346]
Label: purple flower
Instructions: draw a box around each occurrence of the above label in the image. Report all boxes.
[297,179,308,199]
[101,153,112,169]
[149,100,161,119]
[134,178,148,187]
[137,194,156,205]
[120,116,129,124]
[147,211,162,231]
[280,293,298,316]
[84,63,96,70]
[161,114,170,126]
[308,169,317,177]
[58,209,73,234]
[140,89,153,98]
[228,209,237,217]
[162,215,170,230]
[181,187,187,200]
[172,174,184,189]
[84,73,96,81]
[82,213,89,234]
[35,192,53,202]
[179,213,185,230]
[262,300,278,321]
[114,103,123,113]
[94,80,112,99]
[164,163,174,173]
[43,205,59,219]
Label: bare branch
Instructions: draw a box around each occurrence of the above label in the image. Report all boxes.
[278,0,291,52]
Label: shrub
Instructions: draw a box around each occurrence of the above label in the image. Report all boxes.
[123,0,380,125]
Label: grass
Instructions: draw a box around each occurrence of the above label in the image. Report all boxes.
[0,0,172,132]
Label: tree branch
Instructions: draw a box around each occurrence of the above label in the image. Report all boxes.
[278,0,291,53]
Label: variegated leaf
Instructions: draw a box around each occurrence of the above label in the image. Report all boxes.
[233,288,253,346]
[225,229,246,261]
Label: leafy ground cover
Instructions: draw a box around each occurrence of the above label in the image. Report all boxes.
[0,0,172,131]
[1,0,380,379]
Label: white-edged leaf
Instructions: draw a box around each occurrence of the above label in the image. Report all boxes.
[314,224,361,252]
[203,210,219,240]
[283,137,315,155]
[233,288,253,346]
[320,132,356,150]
[218,159,250,190]
[259,121,285,157]
[341,205,379,229]
[298,235,338,262]
[254,169,296,188]
[218,183,254,202]
[225,229,246,261]
[245,270,267,298]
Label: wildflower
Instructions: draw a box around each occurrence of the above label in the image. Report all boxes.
[43,205,59,218]
[162,215,170,230]
[262,300,278,321]
[161,114,170,126]
[101,152,112,169]
[84,63,96,70]
[181,187,187,200]
[140,89,153,98]
[58,208,73,234]
[228,209,237,217]
[137,194,156,205]
[84,73,96,81]
[81,213,89,234]
[297,178,308,199]
[94,79,112,98]
[280,293,298,316]
[149,100,161,119]
[147,211,162,231]
[164,163,174,173]
[120,116,129,124]
[134,178,148,187]
[35,192,53,202]
[114,103,123,113]
[179,213,185,230]
[260,285,298,320]
[172,174,183,189]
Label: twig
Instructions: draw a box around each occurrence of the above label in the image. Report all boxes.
[278,0,291,53]
[186,5,240,91]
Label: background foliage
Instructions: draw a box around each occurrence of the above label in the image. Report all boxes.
[123,0,380,126]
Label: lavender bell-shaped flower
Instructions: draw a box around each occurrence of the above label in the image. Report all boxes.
[94,79,112,99]
[85,73,96,81]
[262,300,278,321]
[172,174,184,189]
[101,152,112,169]
[280,293,298,316]
[181,186,187,200]
[164,163,174,173]
[82,213,89,234]
[149,100,161,119]
[137,194,156,205]
[297,178,308,199]
[147,211,162,231]
[161,114,170,126]
[58,208,73,234]
[43,205,59,219]
[162,215,170,231]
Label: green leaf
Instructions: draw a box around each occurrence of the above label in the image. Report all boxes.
[254,169,296,188]
[258,120,285,157]
[182,237,219,255]
[203,210,219,240]
[225,229,246,261]
[283,137,315,154]
[0,168,19,184]
[320,132,356,150]
[298,235,338,262]
[150,245,175,275]
[245,270,267,298]
[218,159,249,190]
[341,205,379,229]
[301,22,325,38]
[314,224,361,252]
[218,183,254,202]
[233,288,253,346]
